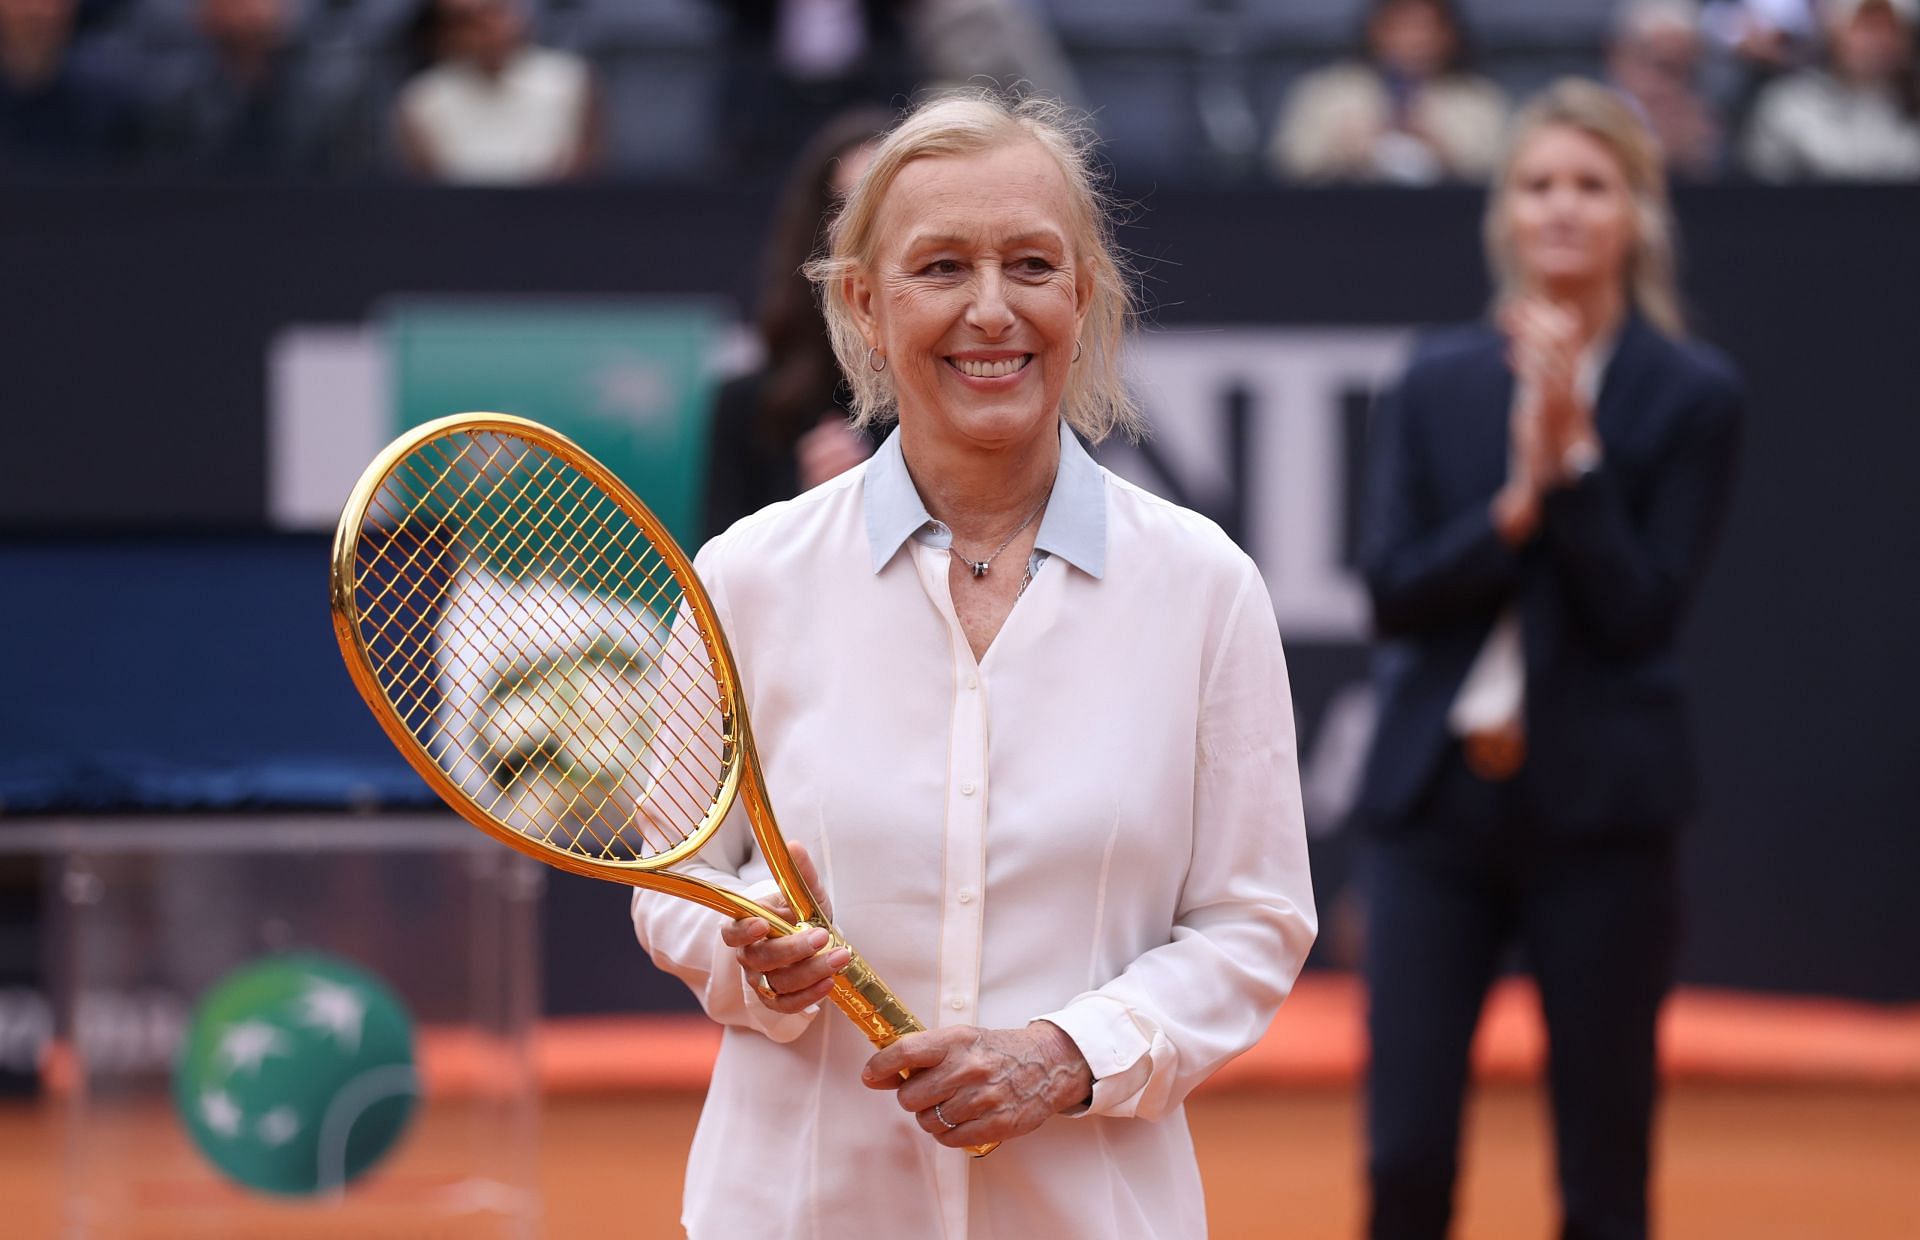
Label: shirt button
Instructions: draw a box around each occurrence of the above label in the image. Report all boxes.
[964,673,978,690]
[957,889,974,904]
[960,781,976,796]
[950,998,965,1011]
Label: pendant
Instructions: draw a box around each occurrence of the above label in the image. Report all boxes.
[968,560,989,578]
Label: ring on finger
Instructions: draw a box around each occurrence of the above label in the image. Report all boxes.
[754,973,778,1001]
[932,1103,959,1132]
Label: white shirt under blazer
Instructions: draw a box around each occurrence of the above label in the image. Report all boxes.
[631,422,1318,1238]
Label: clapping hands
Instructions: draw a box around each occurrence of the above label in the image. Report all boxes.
[1493,297,1603,543]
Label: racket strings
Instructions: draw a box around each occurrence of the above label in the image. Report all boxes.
[349,429,733,863]
[363,439,725,859]
[399,438,727,856]
[359,459,663,858]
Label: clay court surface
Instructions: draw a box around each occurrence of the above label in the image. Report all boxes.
[11,979,1918,1235]
[7,1082,1917,1237]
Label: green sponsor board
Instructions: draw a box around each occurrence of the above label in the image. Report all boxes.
[172,954,418,1196]
[387,300,721,547]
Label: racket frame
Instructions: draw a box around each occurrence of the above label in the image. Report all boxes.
[332,413,990,1154]
[330,412,782,917]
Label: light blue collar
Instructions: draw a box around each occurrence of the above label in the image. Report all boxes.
[864,420,1107,579]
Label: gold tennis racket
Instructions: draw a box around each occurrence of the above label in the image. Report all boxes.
[330,411,995,1156]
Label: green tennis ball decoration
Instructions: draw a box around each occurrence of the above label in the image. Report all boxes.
[172,954,419,1196]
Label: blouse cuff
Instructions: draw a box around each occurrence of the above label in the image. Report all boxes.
[1035,994,1154,1118]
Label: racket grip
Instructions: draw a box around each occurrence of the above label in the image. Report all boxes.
[810,922,1000,1159]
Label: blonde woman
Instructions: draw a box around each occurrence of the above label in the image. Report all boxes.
[632,92,1317,1237]
[1356,79,1742,1239]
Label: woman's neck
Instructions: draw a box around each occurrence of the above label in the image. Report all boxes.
[1532,278,1628,350]
[898,419,1061,546]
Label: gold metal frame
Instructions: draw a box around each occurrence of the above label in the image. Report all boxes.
[331,412,994,1155]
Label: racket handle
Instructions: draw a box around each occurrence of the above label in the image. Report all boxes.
[810,922,1000,1159]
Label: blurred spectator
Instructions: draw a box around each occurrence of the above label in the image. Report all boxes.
[1743,0,1920,178]
[711,1,916,179]
[1610,0,1725,176]
[1269,0,1508,184]
[142,0,371,176]
[1702,0,1822,64]
[0,0,135,171]
[703,107,891,537]
[907,0,1082,104]
[1700,0,1821,122]
[394,0,602,184]
[1358,78,1742,1240]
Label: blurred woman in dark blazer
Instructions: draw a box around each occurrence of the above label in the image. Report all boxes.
[1356,78,1742,1240]
[703,107,893,538]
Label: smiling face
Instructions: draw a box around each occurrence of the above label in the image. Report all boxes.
[1502,123,1637,296]
[845,140,1091,458]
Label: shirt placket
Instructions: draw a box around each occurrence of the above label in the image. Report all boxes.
[913,541,988,1229]
[912,541,990,1025]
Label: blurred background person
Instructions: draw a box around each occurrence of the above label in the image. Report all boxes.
[1356,79,1742,1239]
[1609,0,1726,177]
[710,0,914,180]
[141,0,371,176]
[0,0,136,172]
[703,106,891,538]
[394,0,602,184]
[1699,0,1821,132]
[1268,0,1508,184]
[905,0,1082,105]
[1742,0,1920,178]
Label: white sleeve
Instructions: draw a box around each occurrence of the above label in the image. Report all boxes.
[1037,558,1318,1119]
[627,536,823,1044]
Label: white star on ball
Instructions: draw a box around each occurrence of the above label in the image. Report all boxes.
[292,977,369,1053]
[199,1089,243,1137]
[215,1020,290,1077]
[255,1106,302,1148]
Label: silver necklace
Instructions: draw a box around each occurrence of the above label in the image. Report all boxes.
[949,485,1051,579]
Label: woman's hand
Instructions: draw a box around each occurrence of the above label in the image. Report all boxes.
[720,842,849,1016]
[862,1020,1094,1149]
[1501,297,1599,488]
[1491,476,1541,547]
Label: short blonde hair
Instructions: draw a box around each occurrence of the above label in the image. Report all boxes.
[1484,78,1687,338]
[807,90,1143,443]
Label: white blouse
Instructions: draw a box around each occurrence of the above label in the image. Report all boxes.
[630,424,1317,1238]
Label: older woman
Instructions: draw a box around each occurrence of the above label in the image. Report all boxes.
[631,93,1316,1237]
[1357,80,1742,1239]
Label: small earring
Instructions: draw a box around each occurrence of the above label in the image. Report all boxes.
[1072,339,1083,364]
[867,347,886,373]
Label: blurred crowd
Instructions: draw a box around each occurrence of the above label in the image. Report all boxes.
[3,0,1917,182]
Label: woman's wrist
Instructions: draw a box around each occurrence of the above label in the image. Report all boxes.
[1027,1019,1095,1112]
[1492,481,1541,546]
